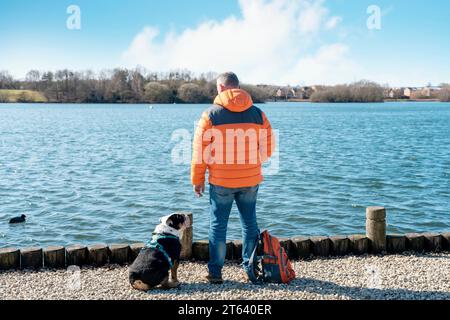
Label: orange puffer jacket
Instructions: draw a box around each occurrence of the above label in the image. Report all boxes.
[191,89,275,188]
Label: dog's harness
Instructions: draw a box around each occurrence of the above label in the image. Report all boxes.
[144,234,179,269]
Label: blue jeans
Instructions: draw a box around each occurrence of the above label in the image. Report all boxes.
[208,184,259,278]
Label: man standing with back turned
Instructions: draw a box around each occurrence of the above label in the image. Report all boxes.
[191,72,275,284]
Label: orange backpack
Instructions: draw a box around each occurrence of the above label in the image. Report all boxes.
[247,230,296,284]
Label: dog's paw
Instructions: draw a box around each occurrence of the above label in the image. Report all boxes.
[132,280,151,292]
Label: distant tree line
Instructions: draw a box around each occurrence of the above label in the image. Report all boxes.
[310,81,385,103]
[0,69,270,104]
[2,69,448,103]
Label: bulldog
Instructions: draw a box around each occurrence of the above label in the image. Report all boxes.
[129,213,190,291]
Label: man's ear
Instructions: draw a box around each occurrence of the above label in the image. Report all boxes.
[218,83,226,93]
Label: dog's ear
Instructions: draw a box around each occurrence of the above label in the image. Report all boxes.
[166,214,186,230]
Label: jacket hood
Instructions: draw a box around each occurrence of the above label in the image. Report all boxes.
[214,89,253,112]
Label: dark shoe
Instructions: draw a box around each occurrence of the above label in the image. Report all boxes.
[206,274,224,284]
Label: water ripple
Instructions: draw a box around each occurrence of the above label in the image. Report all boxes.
[0,102,449,247]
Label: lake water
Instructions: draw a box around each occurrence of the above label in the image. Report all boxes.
[1,102,449,248]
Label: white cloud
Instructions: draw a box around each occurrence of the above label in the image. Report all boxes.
[123,0,356,85]
[325,16,343,30]
[292,43,361,84]
[297,0,329,33]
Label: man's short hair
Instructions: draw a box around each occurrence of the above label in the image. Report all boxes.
[217,72,240,88]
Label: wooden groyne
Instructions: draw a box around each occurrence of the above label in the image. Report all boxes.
[1,208,449,270]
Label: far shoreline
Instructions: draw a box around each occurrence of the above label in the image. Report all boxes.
[0,99,447,105]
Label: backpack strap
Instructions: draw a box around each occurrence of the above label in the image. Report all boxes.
[246,230,264,285]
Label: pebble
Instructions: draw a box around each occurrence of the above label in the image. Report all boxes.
[0,252,449,300]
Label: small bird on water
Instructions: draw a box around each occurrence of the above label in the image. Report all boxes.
[9,214,26,224]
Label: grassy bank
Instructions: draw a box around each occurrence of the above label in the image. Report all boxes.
[0,89,47,103]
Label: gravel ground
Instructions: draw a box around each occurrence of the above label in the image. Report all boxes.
[1,252,449,300]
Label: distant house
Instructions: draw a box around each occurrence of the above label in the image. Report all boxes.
[385,88,396,99]
[290,88,296,98]
[407,86,442,99]
[276,88,283,98]
[275,87,297,100]
[292,86,313,100]
[422,87,432,98]
[403,87,413,98]
[420,86,441,98]
[384,88,406,99]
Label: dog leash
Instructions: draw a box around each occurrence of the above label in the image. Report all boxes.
[144,234,179,269]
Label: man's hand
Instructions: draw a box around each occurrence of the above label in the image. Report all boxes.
[193,184,205,198]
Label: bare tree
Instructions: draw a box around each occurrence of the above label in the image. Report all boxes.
[26,70,41,90]
[177,83,208,103]
[130,69,145,102]
[0,70,14,89]
[241,84,271,103]
[311,81,384,103]
[144,82,174,103]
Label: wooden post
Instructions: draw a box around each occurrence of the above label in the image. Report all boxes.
[386,235,407,254]
[423,233,443,252]
[349,235,369,255]
[442,233,450,251]
[0,248,20,270]
[44,246,66,269]
[66,245,88,267]
[20,247,43,270]
[310,236,331,257]
[366,206,386,253]
[109,244,130,265]
[225,241,234,261]
[291,237,312,259]
[330,236,350,256]
[279,238,297,260]
[180,212,193,260]
[406,233,425,252]
[88,244,109,267]
[192,240,209,261]
[232,240,243,261]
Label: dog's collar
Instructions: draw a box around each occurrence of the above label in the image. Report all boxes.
[153,223,180,238]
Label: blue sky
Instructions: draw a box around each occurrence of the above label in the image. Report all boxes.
[1,0,449,86]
